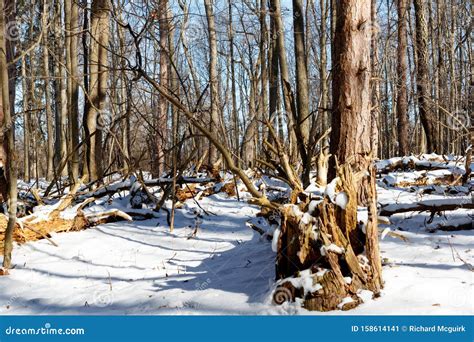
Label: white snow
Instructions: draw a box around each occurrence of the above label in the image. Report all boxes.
[271,228,281,253]
[307,199,322,215]
[320,244,345,256]
[300,213,314,225]
[0,157,472,315]
[334,192,348,210]
[337,296,355,309]
[357,289,374,303]
[279,269,322,296]
[324,178,338,203]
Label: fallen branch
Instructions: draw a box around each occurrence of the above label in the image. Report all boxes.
[438,221,473,231]
[379,200,474,216]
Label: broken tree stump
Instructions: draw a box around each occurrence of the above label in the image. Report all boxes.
[274,163,383,311]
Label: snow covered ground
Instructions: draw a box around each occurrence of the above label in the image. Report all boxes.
[0,159,472,315]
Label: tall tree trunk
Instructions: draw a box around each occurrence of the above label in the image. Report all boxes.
[329,0,373,203]
[53,0,68,177]
[204,0,220,167]
[0,0,17,270]
[85,0,110,182]
[228,0,239,161]
[397,0,409,156]
[414,0,438,153]
[269,0,298,161]
[42,2,54,181]
[21,57,30,182]
[292,0,310,146]
[117,8,129,173]
[259,0,268,160]
[65,0,80,183]
[268,4,280,143]
[370,0,379,157]
[319,0,329,133]
[151,0,169,177]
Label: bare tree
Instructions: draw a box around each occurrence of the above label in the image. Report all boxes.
[0,0,17,270]
[414,0,438,153]
[396,0,409,156]
[85,0,110,182]
[293,0,310,146]
[329,0,375,193]
[65,0,80,182]
[204,0,221,167]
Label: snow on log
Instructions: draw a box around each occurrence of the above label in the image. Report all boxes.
[379,197,474,216]
[376,155,467,174]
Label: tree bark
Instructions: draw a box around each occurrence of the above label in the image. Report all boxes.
[42,2,54,181]
[0,0,17,270]
[414,0,438,153]
[204,0,220,167]
[293,0,310,146]
[227,0,239,161]
[319,0,329,133]
[329,0,373,201]
[53,0,68,177]
[396,0,409,156]
[151,0,170,177]
[269,0,298,161]
[21,57,30,182]
[370,0,379,157]
[85,0,110,182]
[65,0,80,183]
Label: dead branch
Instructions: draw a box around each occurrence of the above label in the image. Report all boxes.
[380,201,474,216]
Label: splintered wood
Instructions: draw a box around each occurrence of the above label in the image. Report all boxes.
[0,184,133,254]
[0,213,89,254]
[274,163,383,311]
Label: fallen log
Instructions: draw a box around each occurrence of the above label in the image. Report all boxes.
[376,157,466,174]
[437,221,473,231]
[379,199,474,216]
[0,207,134,254]
[79,177,215,202]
